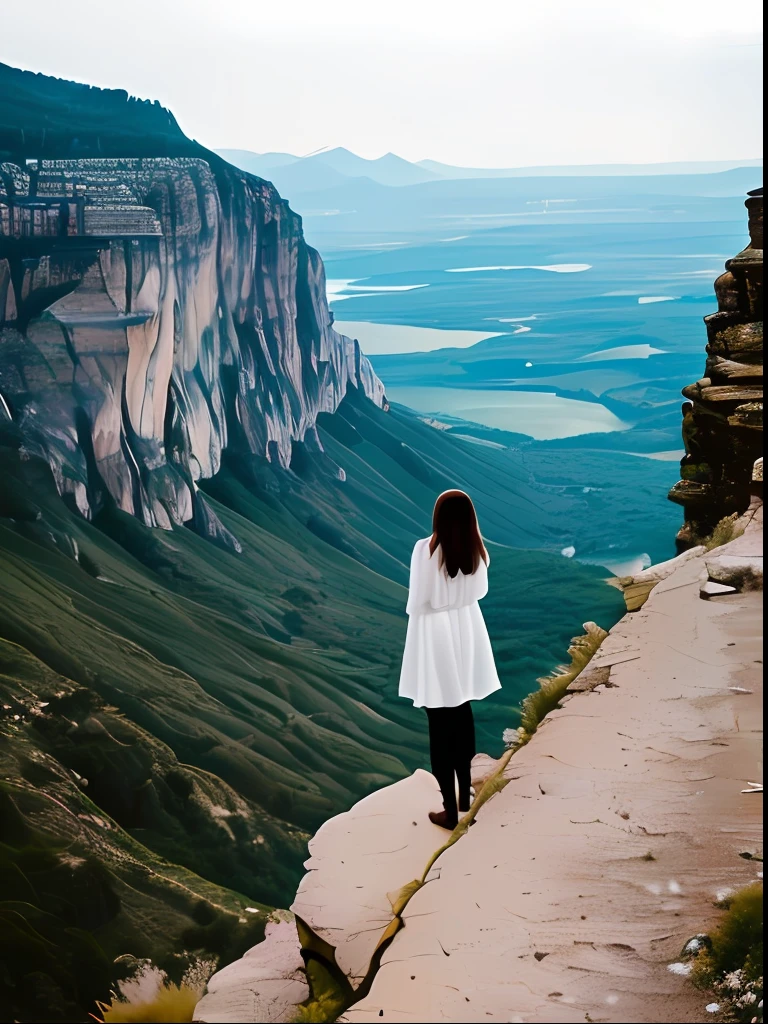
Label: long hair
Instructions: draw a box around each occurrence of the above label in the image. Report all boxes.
[429,490,488,578]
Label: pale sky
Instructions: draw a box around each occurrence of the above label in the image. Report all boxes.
[2,0,763,166]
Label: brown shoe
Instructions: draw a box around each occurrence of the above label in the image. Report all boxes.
[428,809,458,830]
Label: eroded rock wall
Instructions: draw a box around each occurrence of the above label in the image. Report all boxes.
[669,186,763,544]
[0,158,385,533]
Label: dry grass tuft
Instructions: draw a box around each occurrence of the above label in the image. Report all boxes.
[95,961,213,1024]
[703,513,746,551]
[97,985,200,1023]
[519,622,608,737]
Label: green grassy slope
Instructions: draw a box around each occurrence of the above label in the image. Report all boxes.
[0,640,271,1023]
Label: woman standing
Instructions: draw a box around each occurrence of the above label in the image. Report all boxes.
[399,490,502,829]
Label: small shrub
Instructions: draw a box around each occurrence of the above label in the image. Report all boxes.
[704,513,745,552]
[96,960,213,1024]
[291,958,348,1023]
[692,882,763,1022]
[99,984,200,1023]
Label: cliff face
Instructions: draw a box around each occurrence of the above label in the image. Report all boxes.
[0,156,385,536]
[669,187,763,544]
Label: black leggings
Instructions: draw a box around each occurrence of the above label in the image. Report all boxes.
[425,702,476,820]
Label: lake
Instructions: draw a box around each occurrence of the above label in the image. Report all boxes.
[335,320,502,354]
[387,387,630,440]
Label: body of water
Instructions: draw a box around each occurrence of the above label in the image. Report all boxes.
[579,343,667,361]
[335,320,502,354]
[445,263,592,274]
[388,386,629,440]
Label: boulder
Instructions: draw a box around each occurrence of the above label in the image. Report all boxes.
[704,519,764,592]
[291,769,450,989]
[193,914,308,1024]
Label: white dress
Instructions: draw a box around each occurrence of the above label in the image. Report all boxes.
[398,537,502,709]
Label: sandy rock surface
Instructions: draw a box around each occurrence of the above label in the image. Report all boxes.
[291,769,449,987]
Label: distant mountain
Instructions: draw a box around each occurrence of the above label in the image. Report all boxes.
[216,142,762,195]
[258,157,359,195]
[305,147,439,186]
[217,146,439,191]
[417,157,765,179]
[215,148,300,175]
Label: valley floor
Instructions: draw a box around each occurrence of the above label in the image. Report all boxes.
[196,511,763,1024]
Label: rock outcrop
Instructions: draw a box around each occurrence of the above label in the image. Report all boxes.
[669,187,763,545]
[608,544,706,611]
[0,157,385,534]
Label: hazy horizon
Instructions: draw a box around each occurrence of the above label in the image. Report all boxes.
[1,0,762,168]
[217,145,762,170]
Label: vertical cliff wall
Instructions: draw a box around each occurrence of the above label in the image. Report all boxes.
[669,187,763,544]
[0,156,385,536]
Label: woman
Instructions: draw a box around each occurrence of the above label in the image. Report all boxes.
[399,490,501,830]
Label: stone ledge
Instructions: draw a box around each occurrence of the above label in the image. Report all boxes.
[193,915,308,1024]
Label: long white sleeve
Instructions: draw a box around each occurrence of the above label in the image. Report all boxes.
[405,539,432,615]
[405,538,489,616]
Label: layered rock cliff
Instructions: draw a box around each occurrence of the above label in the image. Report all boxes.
[0,155,385,536]
[669,187,763,544]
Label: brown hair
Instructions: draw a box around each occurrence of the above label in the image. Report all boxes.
[429,490,488,578]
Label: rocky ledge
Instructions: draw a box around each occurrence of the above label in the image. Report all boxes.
[194,502,763,1024]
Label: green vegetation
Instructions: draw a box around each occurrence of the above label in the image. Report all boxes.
[692,882,763,1022]
[0,61,200,161]
[0,639,270,1022]
[703,513,746,551]
[99,987,199,1024]
[95,961,211,1023]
